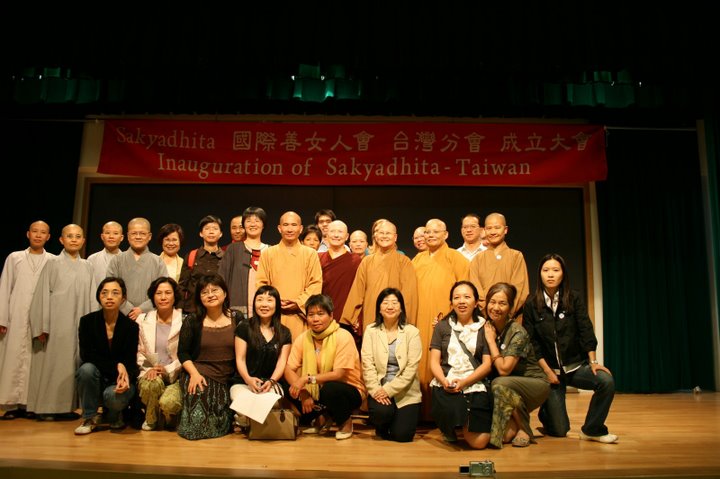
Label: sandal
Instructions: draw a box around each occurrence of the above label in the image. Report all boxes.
[511,435,531,447]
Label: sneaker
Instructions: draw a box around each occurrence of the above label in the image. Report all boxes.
[141,421,156,431]
[579,431,618,444]
[109,417,125,430]
[74,416,99,435]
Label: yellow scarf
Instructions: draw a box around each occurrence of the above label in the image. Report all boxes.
[301,320,340,400]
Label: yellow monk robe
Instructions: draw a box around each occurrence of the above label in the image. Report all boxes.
[469,241,529,318]
[256,242,322,340]
[411,243,469,419]
[340,250,418,334]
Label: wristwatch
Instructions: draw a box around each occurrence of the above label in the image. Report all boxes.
[308,374,317,384]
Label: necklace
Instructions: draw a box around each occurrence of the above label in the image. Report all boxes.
[204,316,229,328]
[25,250,44,274]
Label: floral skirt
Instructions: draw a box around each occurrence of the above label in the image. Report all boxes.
[177,374,232,440]
[489,376,549,448]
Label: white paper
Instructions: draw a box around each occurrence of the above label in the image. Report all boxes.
[229,386,282,423]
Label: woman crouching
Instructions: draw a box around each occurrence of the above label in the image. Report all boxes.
[284,294,366,440]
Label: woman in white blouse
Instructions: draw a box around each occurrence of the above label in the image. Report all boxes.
[429,281,493,449]
[136,276,184,430]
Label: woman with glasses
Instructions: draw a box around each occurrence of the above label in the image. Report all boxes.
[74,277,139,435]
[176,274,239,440]
[361,288,422,442]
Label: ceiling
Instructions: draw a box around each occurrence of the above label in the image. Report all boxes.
[1,2,714,125]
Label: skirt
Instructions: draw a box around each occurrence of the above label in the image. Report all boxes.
[177,374,233,440]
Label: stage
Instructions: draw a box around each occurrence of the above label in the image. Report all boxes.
[2,392,719,479]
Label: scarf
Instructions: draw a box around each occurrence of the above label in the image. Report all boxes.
[301,320,340,400]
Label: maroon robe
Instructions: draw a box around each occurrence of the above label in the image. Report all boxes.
[318,251,362,322]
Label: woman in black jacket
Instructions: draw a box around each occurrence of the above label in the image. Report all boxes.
[74,277,139,435]
[522,253,617,444]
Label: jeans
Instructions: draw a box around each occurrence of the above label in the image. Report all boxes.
[538,364,614,437]
[76,362,136,422]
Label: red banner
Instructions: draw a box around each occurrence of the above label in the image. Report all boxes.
[98,120,606,185]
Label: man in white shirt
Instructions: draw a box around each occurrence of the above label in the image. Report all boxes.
[456,213,486,261]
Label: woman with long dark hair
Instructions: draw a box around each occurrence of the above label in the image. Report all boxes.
[522,253,617,443]
[230,285,292,429]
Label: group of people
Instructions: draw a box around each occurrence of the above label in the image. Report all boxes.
[0,209,617,448]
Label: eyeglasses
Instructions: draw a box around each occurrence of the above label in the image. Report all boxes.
[200,287,223,298]
[99,289,123,297]
[128,231,149,238]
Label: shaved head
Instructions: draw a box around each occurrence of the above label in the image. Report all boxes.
[279,211,302,225]
[485,212,506,227]
[424,219,448,252]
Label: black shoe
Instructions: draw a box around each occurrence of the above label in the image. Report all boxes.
[54,412,81,421]
[1,409,21,420]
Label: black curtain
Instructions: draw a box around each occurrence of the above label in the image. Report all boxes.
[596,128,715,392]
[0,120,82,260]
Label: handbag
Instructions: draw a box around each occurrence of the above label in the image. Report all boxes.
[248,408,298,440]
[247,379,298,440]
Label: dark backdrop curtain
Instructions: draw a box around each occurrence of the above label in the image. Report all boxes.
[596,128,714,393]
[0,121,82,261]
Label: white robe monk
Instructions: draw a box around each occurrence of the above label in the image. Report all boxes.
[27,227,96,415]
[0,221,53,412]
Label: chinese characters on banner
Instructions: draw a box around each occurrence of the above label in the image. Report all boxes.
[98,120,607,185]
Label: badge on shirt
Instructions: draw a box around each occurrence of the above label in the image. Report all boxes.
[559,312,565,319]
[496,254,502,260]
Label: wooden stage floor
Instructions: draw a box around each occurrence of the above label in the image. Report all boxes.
[2,391,720,479]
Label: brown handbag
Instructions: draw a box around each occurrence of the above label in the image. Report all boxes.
[248,408,298,440]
